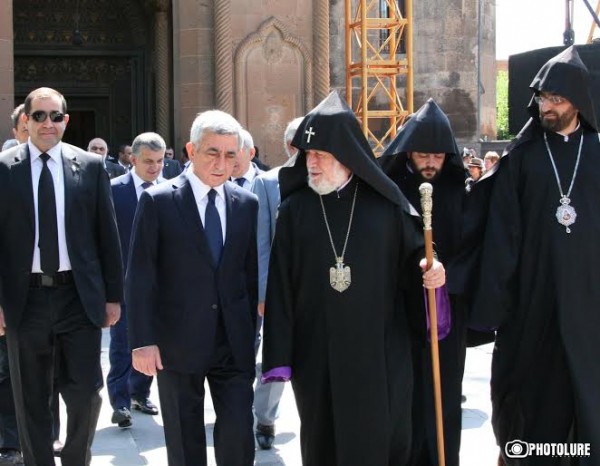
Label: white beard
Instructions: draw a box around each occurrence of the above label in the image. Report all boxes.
[308,163,350,195]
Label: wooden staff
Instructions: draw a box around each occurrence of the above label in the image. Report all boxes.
[419,182,446,466]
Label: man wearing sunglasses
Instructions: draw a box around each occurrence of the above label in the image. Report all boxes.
[0,87,123,466]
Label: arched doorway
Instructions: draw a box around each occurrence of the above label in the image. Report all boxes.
[13,0,169,153]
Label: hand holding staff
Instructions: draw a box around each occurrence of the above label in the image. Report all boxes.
[419,182,446,466]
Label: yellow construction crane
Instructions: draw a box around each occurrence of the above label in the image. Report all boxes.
[586,0,600,42]
[345,0,413,155]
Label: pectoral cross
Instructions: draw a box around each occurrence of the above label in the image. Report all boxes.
[305,127,315,143]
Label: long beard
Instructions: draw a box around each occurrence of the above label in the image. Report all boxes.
[540,108,578,132]
[308,164,350,195]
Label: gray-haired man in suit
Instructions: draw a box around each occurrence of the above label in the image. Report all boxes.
[250,117,303,449]
[127,110,258,465]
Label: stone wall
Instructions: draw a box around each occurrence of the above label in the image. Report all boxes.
[170,0,497,157]
[413,0,496,143]
[173,0,333,167]
[0,0,14,142]
[326,0,496,149]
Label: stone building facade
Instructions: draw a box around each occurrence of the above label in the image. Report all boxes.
[0,0,495,166]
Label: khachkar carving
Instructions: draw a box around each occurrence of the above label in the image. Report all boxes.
[154,0,171,140]
[235,17,313,166]
[234,17,313,118]
[15,56,132,83]
[215,0,233,113]
[313,0,330,101]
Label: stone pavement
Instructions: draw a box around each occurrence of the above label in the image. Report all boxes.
[54,331,499,465]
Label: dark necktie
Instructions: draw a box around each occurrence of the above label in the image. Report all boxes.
[235,177,246,187]
[38,153,59,274]
[141,181,153,190]
[205,189,223,265]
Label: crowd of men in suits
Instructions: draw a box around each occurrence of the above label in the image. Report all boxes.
[1,45,598,466]
[0,87,296,466]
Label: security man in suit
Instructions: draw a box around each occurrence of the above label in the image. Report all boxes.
[161,147,183,179]
[0,87,123,466]
[107,132,164,429]
[87,137,126,179]
[126,110,258,465]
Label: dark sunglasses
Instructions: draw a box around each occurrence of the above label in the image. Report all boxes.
[28,110,65,123]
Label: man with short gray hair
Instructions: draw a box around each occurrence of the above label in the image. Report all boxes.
[231,128,263,189]
[107,132,165,429]
[250,116,302,450]
[127,111,258,465]
[87,137,126,179]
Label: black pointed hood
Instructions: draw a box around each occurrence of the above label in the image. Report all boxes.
[527,45,598,132]
[279,91,412,211]
[379,98,464,181]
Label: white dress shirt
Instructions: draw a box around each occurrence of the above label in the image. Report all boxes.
[131,168,159,200]
[233,163,259,190]
[29,141,72,273]
[185,166,227,242]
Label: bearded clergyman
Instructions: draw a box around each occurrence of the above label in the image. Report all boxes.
[261,91,446,466]
[472,46,600,466]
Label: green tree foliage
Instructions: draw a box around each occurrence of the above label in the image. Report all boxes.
[496,70,513,140]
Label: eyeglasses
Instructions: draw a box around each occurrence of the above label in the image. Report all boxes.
[28,110,65,123]
[534,95,565,105]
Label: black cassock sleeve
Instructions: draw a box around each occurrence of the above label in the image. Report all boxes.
[261,198,295,374]
[471,154,522,329]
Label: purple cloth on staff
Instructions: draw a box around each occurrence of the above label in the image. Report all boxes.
[261,366,292,384]
[424,285,452,340]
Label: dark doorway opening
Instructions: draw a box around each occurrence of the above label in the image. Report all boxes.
[64,110,95,150]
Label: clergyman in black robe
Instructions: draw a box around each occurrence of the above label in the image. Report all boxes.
[261,91,447,466]
[379,98,469,466]
[472,46,600,465]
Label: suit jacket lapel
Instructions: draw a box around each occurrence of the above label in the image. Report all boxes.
[11,144,35,233]
[61,144,81,226]
[221,182,237,265]
[124,173,138,209]
[173,178,214,262]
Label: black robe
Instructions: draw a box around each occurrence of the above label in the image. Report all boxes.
[472,125,600,465]
[263,177,424,466]
[379,97,480,466]
[387,161,466,466]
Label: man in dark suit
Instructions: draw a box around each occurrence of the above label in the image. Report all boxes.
[116,144,132,171]
[0,104,29,465]
[126,110,258,466]
[161,156,183,179]
[107,132,165,429]
[0,87,123,466]
[87,137,126,179]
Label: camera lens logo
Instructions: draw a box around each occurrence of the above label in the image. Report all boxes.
[505,440,530,458]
